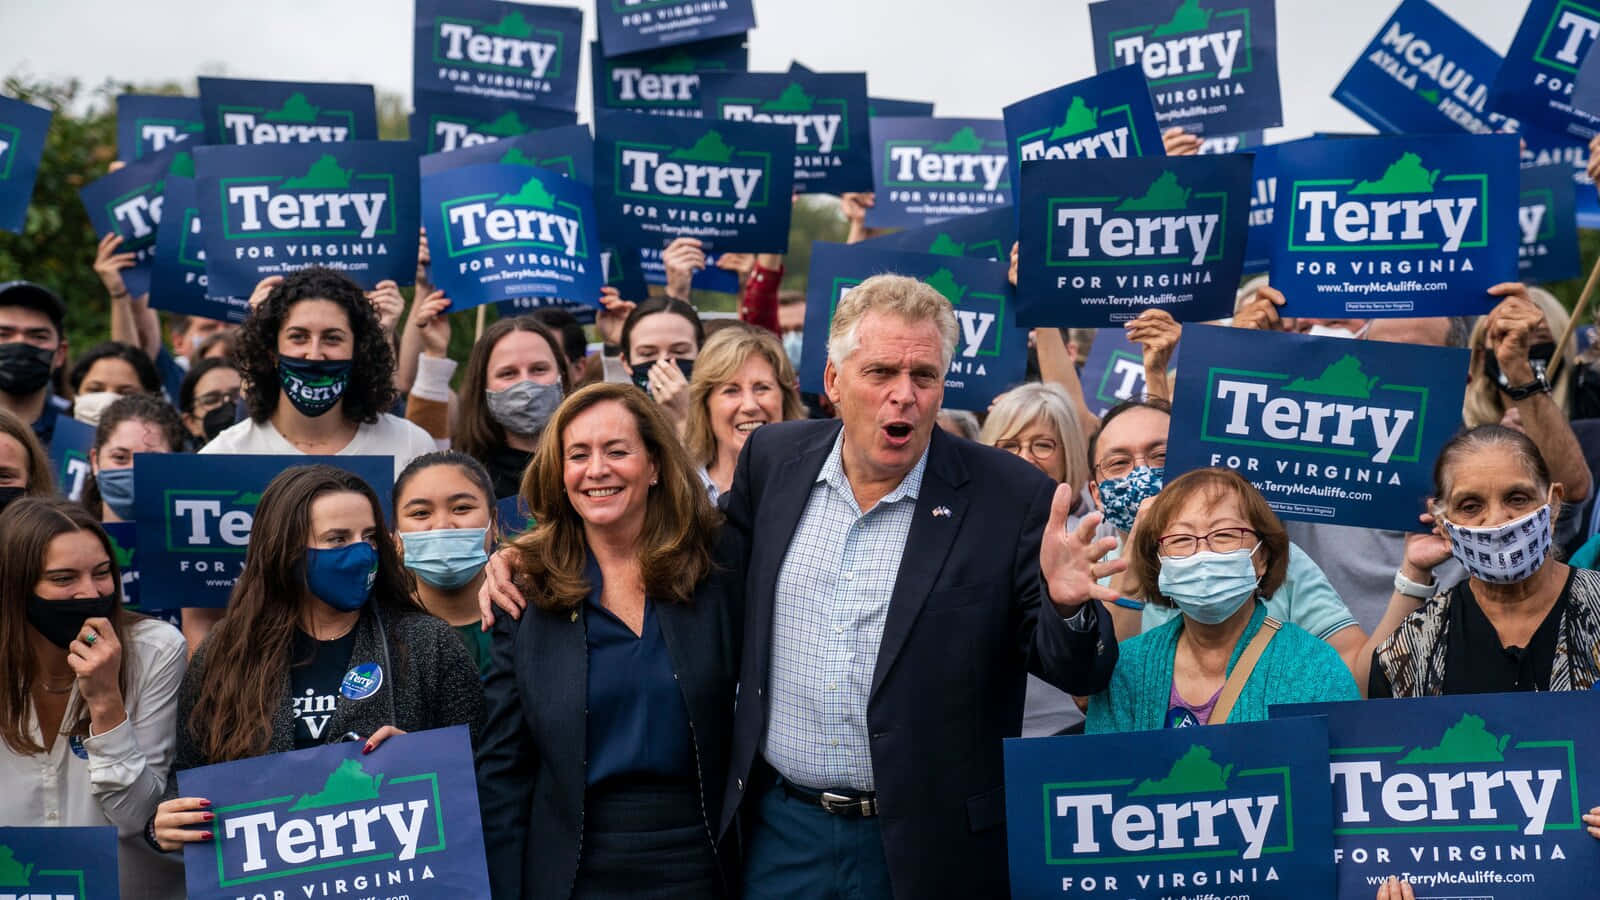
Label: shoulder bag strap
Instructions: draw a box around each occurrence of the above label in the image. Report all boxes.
[1210,616,1282,726]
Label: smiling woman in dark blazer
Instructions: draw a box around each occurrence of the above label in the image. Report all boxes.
[475,382,741,900]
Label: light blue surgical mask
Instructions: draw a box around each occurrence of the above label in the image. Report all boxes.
[1097,465,1164,532]
[402,527,490,590]
[1157,545,1262,625]
[96,467,136,520]
[781,330,803,369]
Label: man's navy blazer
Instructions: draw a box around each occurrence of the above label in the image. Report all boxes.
[717,419,1118,898]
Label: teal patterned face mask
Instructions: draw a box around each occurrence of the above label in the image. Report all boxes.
[1097,465,1164,532]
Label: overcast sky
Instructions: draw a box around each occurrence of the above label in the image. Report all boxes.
[0,0,1527,142]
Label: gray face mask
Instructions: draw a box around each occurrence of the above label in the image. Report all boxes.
[485,380,563,436]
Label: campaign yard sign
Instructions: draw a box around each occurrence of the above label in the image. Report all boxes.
[862,206,1017,262]
[79,147,192,298]
[798,243,1025,412]
[1274,691,1600,899]
[1523,122,1600,229]
[1166,325,1466,532]
[410,88,577,154]
[590,37,748,119]
[1520,162,1581,285]
[0,95,52,233]
[198,77,378,146]
[414,0,583,112]
[1079,328,1179,417]
[1089,0,1283,135]
[421,162,601,311]
[420,123,595,187]
[596,0,754,57]
[1015,153,1252,327]
[1002,717,1334,900]
[195,141,420,296]
[867,117,1010,228]
[116,94,202,162]
[1002,66,1165,206]
[48,415,95,503]
[1334,0,1515,136]
[133,454,392,608]
[0,826,119,900]
[595,112,794,253]
[150,175,251,324]
[1269,133,1520,319]
[699,71,871,194]
[101,520,143,613]
[179,726,489,900]
[870,97,934,118]
[1575,37,1600,118]
[1488,0,1600,141]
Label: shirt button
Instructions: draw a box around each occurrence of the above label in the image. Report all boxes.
[736,778,744,791]
[831,740,840,747]
[46,811,57,821]
[842,572,854,581]
[834,626,843,634]
[828,683,837,691]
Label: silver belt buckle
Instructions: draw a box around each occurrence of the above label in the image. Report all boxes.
[820,791,855,814]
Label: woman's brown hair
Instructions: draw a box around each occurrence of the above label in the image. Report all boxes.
[0,406,54,497]
[683,325,805,469]
[452,316,574,461]
[186,465,422,763]
[511,382,720,610]
[1127,467,1289,609]
[0,498,131,754]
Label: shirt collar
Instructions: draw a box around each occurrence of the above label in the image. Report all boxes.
[817,427,931,508]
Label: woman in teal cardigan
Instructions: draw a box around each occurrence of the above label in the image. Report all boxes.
[1087,468,1358,733]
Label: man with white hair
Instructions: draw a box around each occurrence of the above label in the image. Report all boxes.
[718,274,1122,898]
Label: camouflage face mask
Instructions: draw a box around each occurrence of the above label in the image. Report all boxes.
[1097,465,1164,532]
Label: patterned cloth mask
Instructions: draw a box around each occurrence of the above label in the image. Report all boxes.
[1097,466,1164,532]
[1441,504,1552,585]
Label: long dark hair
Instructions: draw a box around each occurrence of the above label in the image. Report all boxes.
[0,498,130,754]
[452,316,572,461]
[81,394,186,520]
[186,465,420,763]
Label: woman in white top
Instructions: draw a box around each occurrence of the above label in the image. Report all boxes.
[682,325,805,503]
[0,497,186,900]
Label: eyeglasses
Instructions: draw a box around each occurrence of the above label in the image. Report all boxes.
[1157,527,1259,558]
[1094,448,1167,479]
[193,389,242,412]
[995,437,1059,459]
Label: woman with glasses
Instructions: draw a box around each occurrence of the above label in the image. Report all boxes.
[1085,468,1358,733]
[176,358,242,450]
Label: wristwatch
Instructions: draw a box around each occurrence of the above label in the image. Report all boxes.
[1500,370,1552,401]
[1393,569,1437,600]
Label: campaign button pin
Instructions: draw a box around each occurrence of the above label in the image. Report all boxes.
[340,662,383,700]
[69,734,88,759]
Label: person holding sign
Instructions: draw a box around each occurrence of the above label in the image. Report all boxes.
[149,465,482,852]
[475,384,740,899]
[683,326,806,502]
[1087,468,1359,733]
[620,297,706,435]
[0,497,187,900]
[80,395,185,524]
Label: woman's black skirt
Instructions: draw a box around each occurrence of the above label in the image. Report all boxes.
[573,777,722,899]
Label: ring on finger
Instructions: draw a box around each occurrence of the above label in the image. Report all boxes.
[82,630,98,646]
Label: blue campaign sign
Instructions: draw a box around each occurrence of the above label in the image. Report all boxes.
[1166,325,1467,531]
[1575,36,1600,117]
[0,95,51,233]
[602,242,650,303]
[1079,328,1180,417]
[102,520,144,613]
[699,71,871,194]
[195,141,421,296]
[47,416,95,503]
[1015,152,1252,327]
[198,77,377,146]
[1274,691,1600,899]
[0,825,119,900]
[1002,717,1334,900]
[414,0,583,112]
[862,206,1018,262]
[133,454,393,608]
[1002,66,1165,206]
[419,123,595,187]
[1522,122,1600,229]
[178,725,489,900]
[79,146,192,298]
[1270,133,1520,319]
[866,117,1010,228]
[590,37,748,120]
[639,245,740,293]
[869,97,934,118]
[116,94,202,162]
[596,0,754,57]
[421,162,602,312]
[409,88,577,154]
[798,242,1025,411]
[1489,0,1600,141]
[594,111,795,253]
[149,175,252,324]
[1520,162,1581,285]
[496,493,531,532]
[1333,0,1513,136]
[1089,0,1283,135]
[1197,130,1262,153]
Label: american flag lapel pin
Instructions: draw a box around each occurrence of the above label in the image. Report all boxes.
[932,505,952,518]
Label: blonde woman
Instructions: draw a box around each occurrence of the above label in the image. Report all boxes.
[682,325,805,502]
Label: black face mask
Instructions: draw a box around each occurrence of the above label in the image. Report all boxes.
[202,403,237,442]
[25,593,116,650]
[0,342,55,397]
[1485,341,1556,389]
[629,357,695,394]
[0,485,25,516]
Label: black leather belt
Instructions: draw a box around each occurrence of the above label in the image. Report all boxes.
[781,780,879,817]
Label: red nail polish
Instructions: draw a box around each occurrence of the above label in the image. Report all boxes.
[203,831,213,841]
[203,812,214,822]
[363,743,373,754]
[198,799,211,808]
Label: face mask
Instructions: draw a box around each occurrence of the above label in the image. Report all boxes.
[0,485,24,516]
[782,331,804,369]
[402,527,490,590]
[0,342,55,396]
[1157,545,1262,625]
[202,403,237,442]
[630,357,695,394]
[73,391,121,426]
[305,542,378,612]
[26,593,116,650]
[1441,504,1553,585]
[1097,465,1164,532]
[485,380,563,437]
[1485,342,1555,389]
[278,356,351,418]
[96,467,136,520]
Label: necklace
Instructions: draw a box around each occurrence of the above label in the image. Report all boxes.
[36,676,74,695]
